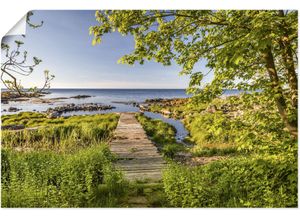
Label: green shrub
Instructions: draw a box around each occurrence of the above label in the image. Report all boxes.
[162,144,186,159]
[1,145,127,207]
[163,153,297,207]
[185,112,235,145]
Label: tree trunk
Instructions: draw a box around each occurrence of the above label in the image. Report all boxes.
[1,68,22,96]
[278,10,298,109]
[262,46,298,138]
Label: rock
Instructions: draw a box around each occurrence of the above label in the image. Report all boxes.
[139,104,148,111]
[112,101,139,106]
[47,111,61,119]
[3,109,7,112]
[2,124,25,130]
[46,103,115,114]
[8,107,21,112]
[206,105,218,113]
[70,95,92,99]
[1,99,8,104]
[161,109,171,115]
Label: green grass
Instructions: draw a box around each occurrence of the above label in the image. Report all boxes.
[1,112,128,207]
[1,112,118,128]
[118,182,170,207]
[2,113,119,152]
[1,144,127,207]
[136,113,186,159]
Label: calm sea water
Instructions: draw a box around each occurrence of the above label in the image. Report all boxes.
[1,89,241,115]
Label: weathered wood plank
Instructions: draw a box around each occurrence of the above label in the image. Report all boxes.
[110,113,165,182]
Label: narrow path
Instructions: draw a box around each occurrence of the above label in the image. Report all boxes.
[110,113,165,182]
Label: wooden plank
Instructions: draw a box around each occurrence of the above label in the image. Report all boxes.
[110,113,165,182]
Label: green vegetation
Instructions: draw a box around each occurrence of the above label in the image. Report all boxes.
[2,145,126,207]
[2,112,119,152]
[136,113,186,159]
[2,111,118,128]
[163,154,297,207]
[141,93,298,207]
[118,181,169,207]
[1,113,129,207]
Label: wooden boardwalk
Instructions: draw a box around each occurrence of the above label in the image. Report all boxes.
[110,113,165,182]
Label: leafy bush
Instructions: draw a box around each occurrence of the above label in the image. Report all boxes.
[185,112,236,145]
[1,145,127,207]
[162,144,186,159]
[163,153,297,207]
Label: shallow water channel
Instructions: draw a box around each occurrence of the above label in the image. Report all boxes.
[143,111,189,143]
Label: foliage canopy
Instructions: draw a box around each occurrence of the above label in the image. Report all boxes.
[90,10,298,137]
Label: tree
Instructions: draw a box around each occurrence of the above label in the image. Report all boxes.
[90,10,298,137]
[1,11,54,97]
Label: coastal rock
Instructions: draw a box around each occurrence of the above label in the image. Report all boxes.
[47,111,62,119]
[8,107,22,112]
[70,95,92,99]
[139,104,148,111]
[112,101,139,107]
[46,103,115,114]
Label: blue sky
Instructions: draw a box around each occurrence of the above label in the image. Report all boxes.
[1,10,211,89]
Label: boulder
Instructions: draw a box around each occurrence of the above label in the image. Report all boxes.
[8,107,21,112]
[47,111,61,119]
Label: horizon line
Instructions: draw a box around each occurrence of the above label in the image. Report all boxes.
[1,87,188,90]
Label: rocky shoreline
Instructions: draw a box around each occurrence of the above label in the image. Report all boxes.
[45,103,115,118]
[1,91,93,104]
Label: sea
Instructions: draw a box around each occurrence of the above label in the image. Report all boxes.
[1,88,241,115]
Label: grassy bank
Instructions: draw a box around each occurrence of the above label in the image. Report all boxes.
[2,112,119,152]
[1,113,129,207]
[136,113,186,159]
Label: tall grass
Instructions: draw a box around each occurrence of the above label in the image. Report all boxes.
[1,145,127,207]
[1,113,128,207]
[2,113,119,152]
